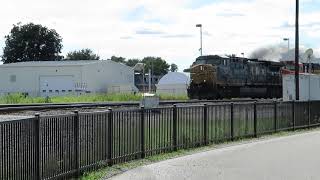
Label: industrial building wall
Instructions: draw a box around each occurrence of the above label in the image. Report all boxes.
[0,66,83,96]
[156,84,188,95]
[82,61,137,93]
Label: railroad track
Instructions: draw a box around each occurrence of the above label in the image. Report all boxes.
[0,99,272,113]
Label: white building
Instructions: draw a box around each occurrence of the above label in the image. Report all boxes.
[283,74,320,101]
[0,60,138,97]
[156,72,190,95]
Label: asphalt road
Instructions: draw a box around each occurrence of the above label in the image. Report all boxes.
[110,131,320,180]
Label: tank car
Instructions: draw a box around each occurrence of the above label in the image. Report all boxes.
[187,55,283,99]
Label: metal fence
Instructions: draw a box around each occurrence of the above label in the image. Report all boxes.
[1,101,320,179]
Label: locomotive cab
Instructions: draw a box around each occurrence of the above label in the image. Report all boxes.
[188,63,219,99]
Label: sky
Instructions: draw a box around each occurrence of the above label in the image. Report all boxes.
[0,0,320,70]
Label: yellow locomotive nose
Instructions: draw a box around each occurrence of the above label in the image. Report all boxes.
[188,64,218,99]
[190,64,216,85]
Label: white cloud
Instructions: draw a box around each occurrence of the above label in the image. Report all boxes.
[0,0,319,70]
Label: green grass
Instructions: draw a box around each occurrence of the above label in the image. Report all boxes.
[158,94,189,101]
[0,93,49,104]
[0,93,189,104]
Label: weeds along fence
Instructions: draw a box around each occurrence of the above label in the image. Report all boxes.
[1,101,320,179]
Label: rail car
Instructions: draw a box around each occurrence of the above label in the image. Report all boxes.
[187,55,284,99]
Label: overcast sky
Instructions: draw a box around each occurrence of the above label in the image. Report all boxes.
[0,0,320,70]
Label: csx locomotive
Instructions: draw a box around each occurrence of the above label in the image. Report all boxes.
[187,55,284,99]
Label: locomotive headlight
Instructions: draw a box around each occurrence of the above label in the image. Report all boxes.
[204,80,206,82]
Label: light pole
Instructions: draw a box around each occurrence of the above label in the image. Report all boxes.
[295,0,300,100]
[241,53,245,58]
[283,38,290,54]
[196,24,203,56]
[305,48,313,101]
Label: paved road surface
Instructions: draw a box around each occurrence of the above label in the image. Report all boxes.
[110,131,320,180]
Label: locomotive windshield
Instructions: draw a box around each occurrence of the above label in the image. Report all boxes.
[194,55,224,65]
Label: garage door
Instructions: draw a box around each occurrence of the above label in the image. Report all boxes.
[40,76,75,97]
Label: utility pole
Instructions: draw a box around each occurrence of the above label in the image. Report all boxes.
[295,0,299,100]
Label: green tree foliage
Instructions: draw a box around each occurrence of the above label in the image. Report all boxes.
[108,56,169,76]
[142,57,170,76]
[126,59,140,67]
[65,48,100,60]
[109,56,126,64]
[2,22,63,64]
[170,63,178,72]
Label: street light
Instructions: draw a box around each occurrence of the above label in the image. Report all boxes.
[241,53,245,58]
[283,38,290,54]
[196,24,203,56]
[305,48,313,101]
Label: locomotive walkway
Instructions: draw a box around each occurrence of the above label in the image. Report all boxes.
[110,130,320,180]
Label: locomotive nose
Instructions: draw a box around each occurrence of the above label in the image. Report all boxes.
[190,64,216,85]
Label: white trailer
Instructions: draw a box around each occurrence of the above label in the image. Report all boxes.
[283,74,320,101]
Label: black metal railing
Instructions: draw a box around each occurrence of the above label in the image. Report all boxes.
[1,100,320,179]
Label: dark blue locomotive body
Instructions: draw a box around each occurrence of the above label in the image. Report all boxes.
[187,55,283,99]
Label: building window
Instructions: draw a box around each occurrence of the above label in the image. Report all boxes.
[55,90,59,93]
[43,90,46,93]
[68,90,72,92]
[62,90,66,92]
[10,75,16,82]
[49,90,53,93]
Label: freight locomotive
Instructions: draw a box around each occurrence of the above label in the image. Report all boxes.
[187,55,284,99]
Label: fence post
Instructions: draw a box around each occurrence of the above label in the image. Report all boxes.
[173,104,178,151]
[292,101,295,131]
[34,113,41,180]
[253,102,257,138]
[107,108,113,166]
[73,110,80,177]
[203,104,208,145]
[274,101,277,133]
[230,103,234,141]
[140,106,145,159]
[308,101,311,127]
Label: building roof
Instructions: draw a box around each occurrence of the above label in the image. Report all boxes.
[157,72,190,85]
[0,60,126,68]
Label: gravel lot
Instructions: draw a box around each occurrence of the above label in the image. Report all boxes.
[0,105,139,117]
[0,115,33,122]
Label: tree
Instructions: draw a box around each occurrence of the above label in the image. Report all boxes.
[109,56,126,64]
[126,59,140,67]
[2,22,63,64]
[170,63,178,72]
[65,48,100,60]
[141,57,170,76]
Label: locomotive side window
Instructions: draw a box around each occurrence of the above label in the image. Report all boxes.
[200,66,203,71]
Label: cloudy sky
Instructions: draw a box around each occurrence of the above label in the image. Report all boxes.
[0,0,319,70]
